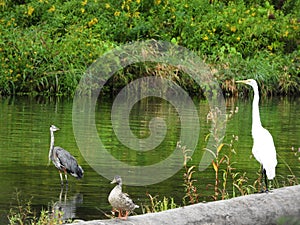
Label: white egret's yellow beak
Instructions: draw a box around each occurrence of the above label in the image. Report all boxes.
[236,80,248,84]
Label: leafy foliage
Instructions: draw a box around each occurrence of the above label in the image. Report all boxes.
[0,0,299,96]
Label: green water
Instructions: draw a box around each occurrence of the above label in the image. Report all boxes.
[0,96,299,223]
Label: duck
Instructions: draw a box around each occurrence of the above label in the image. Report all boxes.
[108,175,139,220]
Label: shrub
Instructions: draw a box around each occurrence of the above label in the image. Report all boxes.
[0,0,299,96]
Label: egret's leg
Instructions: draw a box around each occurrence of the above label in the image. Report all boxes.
[59,171,64,186]
[260,165,264,193]
[263,169,268,192]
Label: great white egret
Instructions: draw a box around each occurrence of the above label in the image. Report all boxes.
[49,125,84,186]
[236,79,277,192]
[108,175,139,220]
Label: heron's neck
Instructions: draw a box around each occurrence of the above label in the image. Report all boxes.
[252,85,262,131]
[49,130,55,161]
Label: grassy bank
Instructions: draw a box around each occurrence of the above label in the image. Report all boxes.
[0,0,299,96]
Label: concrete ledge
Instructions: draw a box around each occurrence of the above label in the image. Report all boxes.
[69,185,300,225]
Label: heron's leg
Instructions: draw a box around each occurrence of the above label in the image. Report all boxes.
[63,169,68,186]
[59,187,63,201]
[59,171,64,186]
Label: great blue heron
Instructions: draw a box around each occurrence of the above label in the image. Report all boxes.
[236,79,277,192]
[49,125,84,186]
[108,175,139,220]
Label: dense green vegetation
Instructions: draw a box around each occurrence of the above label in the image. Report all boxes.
[0,0,299,96]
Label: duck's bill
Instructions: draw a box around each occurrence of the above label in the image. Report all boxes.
[111,178,116,184]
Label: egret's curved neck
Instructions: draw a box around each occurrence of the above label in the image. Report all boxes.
[49,130,55,161]
[252,83,262,130]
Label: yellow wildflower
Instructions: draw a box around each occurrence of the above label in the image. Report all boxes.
[267,45,273,51]
[136,0,140,3]
[236,37,240,41]
[48,5,55,12]
[82,0,88,6]
[114,11,121,16]
[132,12,140,18]
[283,31,288,37]
[81,8,85,13]
[105,3,110,9]
[230,26,236,32]
[27,6,34,16]
[88,18,98,27]
[202,35,209,41]
[154,0,161,5]
[251,12,256,17]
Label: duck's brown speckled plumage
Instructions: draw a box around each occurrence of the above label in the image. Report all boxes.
[108,175,139,220]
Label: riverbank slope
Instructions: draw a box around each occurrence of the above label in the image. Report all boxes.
[68,185,300,225]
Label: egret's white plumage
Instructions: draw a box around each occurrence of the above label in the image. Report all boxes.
[236,79,277,190]
[251,125,277,179]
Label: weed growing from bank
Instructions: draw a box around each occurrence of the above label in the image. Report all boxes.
[141,193,178,213]
[8,190,72,225]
